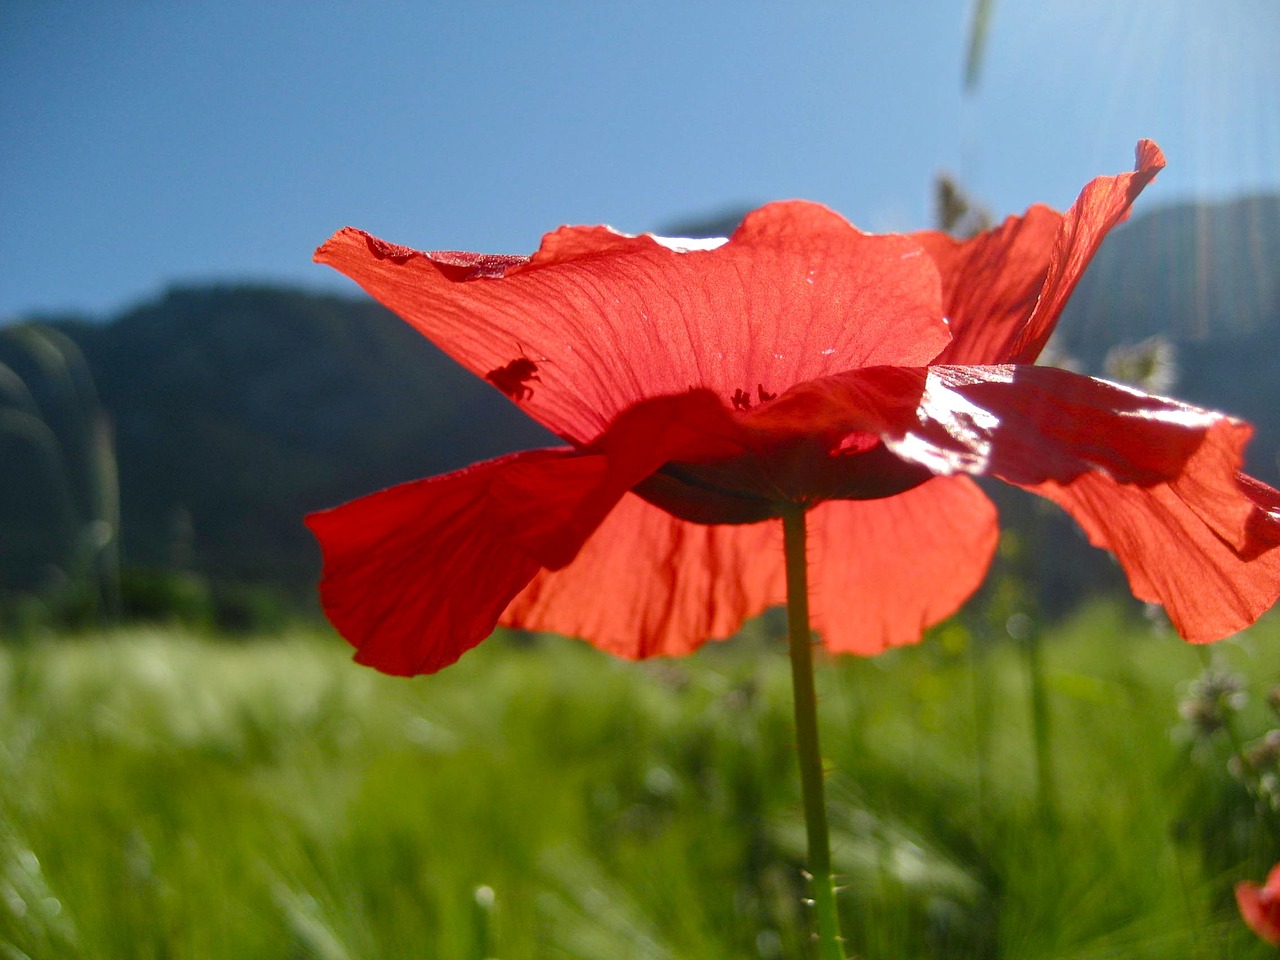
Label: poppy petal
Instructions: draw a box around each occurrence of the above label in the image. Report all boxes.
[741,362,1247,506]
[919,140,1165,364]
[807,477,998,653]
[503,476,997,660]
[915,205,1062,364]
[502,493,786,659]
[315,202,947,446]
[306,450,553,676]
[754,362,1262,509]
[1006,139,1165,362]
[1236,877,1280,946]
[307,390,750,675]
[903,366,1280,640]
[920,368,1280,638]
[784,362,1280,641]
[1026,468,1280,642]
[912,365,1253,491]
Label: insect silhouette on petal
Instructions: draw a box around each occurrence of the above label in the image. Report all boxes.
[485,346,547,402]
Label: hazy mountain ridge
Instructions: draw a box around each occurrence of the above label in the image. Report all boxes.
[1,195,1277,614]
[1,285,553,596]
[1055,193,1280,483]
[1059,193,1280,349]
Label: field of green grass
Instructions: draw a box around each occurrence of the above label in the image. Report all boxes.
[2,605,1278,959]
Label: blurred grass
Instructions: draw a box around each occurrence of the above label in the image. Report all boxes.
[1,605,1278,959]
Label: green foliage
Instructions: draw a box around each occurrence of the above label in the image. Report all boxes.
[2,609,1278,958]
[0,570,296,639]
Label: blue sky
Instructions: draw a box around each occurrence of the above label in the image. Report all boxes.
[2,1,1277,320]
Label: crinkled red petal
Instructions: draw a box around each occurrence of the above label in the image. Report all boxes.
[919,140,1165,365]
[913,366,1280,638]
[750,361,1223,491]
[1237,877,1280,946]
[502,493,786,659]
[314,201,947,445]
[307,391,749,675]
[807,477,998,653]
[306,450,553,676]
[914,365,1252,490]
[789,362,1279,640]
[620,366,934,515]
[503,476,997,659]
[915,205,1062,364]
[1026,466,1280,642]
[502,389,747,567]
[1005,140,1165,362]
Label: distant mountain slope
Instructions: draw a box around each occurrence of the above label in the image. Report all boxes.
[1058,194,1280,348]
[1,286,552,595]
[2,194,1277,609]
[1053,193,1280,483]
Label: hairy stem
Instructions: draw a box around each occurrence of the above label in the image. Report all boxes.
[782,505,846,960]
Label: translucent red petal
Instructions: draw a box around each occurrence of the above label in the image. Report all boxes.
[1237,874,1280,946]
[807,477,998,653]
[501,476,997,659]
[919,140,1165,365]
[502,493,785,659]
[795,362,1280,641]
[307,391,752,675]
[315,202,948,445]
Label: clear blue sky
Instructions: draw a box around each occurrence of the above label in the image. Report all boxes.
[2,1,1277,320]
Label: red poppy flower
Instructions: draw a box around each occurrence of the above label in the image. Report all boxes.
[309,140,1280,676]
[1237,863,1280,945]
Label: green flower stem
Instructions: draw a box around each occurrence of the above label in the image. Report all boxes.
[1023,628,1057,831]
[782,505,846,960]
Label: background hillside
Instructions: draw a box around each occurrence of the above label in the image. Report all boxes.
[1054,193,1280,483]
[1,195,1277,622]
[0,289,553,614]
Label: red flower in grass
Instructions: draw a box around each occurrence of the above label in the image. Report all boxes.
[309,140,1280,676]
[1238,863,1280,946]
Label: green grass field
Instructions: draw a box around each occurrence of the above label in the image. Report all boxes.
[2,605,1278,959]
